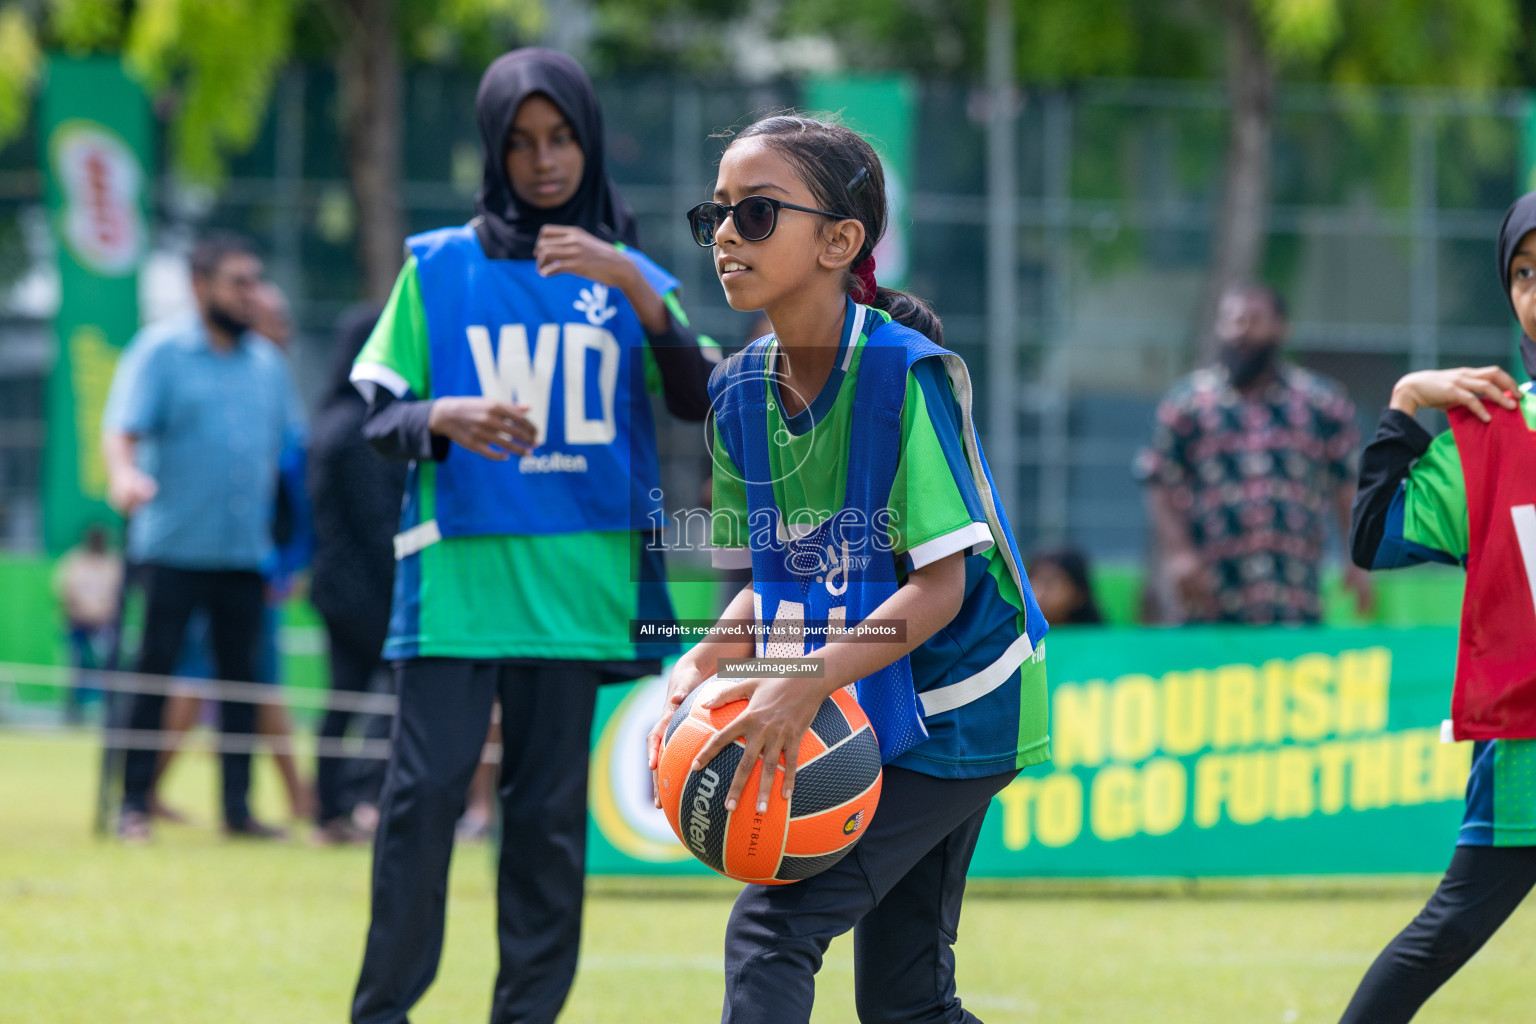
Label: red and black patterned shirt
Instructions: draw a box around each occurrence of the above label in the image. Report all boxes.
[1135,364,1359,624]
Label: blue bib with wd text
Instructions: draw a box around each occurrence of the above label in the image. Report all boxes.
[411,224,673,537]
[710,319,950,763]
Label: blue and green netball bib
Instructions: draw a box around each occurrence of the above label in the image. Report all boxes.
[410,224,673,538]
[709,314,1046,764]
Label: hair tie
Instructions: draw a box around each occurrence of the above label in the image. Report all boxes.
[851,253,878,304]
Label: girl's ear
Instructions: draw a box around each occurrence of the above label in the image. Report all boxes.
[818,218,867,273]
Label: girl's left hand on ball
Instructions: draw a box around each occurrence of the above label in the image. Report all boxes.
[689,676,825,816]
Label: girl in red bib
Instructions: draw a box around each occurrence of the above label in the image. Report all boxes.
[1342,191,1536,1021]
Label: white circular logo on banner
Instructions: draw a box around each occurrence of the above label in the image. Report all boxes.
[51,120,145,277]
[590,675,691,862]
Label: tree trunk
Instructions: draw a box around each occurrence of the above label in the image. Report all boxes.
[335,0,404,303]
[1196,0,1276,360]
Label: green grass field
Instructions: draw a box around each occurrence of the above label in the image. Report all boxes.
[2,731,1533,1024]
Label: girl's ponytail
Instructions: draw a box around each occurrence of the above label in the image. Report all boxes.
[871,287,943,346]
[732,114,945,346]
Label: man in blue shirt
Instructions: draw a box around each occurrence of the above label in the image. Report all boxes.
[102,232,305,841]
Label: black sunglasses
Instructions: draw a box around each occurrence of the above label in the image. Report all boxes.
[686,195,847,248]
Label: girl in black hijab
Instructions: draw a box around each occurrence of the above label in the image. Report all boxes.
[347,48,717,1024]
[1338,196,1535,1023]
[472,47,637,259]
[1497,190,1536,382]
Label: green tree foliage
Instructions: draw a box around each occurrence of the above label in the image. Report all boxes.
[765,0,1519,90]
[1264,0,1516,87]
[0,7,42,143]
[758,0,1520,350]
[0,0,543,183]
[583,0,738,73]
[127,0,301,181]
[0,0,542,299]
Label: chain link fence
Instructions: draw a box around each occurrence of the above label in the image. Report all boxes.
[0,70,1528,559]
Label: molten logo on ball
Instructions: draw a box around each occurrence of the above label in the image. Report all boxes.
[686,768,720,856]
[657,678,883,884]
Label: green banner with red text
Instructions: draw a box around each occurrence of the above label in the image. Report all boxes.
[586,627,1471,877]
[40,57,152,554]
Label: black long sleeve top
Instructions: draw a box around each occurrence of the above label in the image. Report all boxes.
[1349,408,1436,570]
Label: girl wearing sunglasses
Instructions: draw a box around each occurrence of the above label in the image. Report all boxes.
[649,114,1050,1023]
[347,48,718,1024]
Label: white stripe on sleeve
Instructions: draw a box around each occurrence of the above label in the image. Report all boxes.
[710,547,753,570]
[906,521,994,571]
[351,361,412,400]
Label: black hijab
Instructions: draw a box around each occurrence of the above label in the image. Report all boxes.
[1495,191,1536,379]
[473,48,638,260]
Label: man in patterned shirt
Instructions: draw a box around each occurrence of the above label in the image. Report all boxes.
[1135,283,1373,624]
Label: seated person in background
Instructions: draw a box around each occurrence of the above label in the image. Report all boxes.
[1027,546,1103,625]
[53,524,123,722]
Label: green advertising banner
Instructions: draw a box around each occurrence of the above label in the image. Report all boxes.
[40,57,152,554]
[586,628,1471,877]
[802,74,915,289]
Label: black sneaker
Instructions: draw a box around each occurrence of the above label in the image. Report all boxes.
[312,818,370,847]
[223,818,288,841]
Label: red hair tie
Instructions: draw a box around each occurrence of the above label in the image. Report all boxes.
[851,254,878,304]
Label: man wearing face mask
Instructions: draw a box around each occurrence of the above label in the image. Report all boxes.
[1135,284,1373,624]
[102,232,306,841]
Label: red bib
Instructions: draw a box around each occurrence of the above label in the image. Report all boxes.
[1449,402,1536,740]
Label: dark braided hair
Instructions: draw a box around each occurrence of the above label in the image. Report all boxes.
[730,114,944,345]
